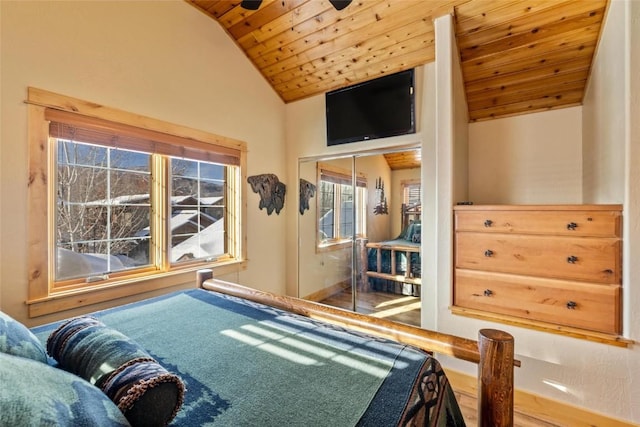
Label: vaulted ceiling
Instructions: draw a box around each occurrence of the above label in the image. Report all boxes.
[188,0,608,123]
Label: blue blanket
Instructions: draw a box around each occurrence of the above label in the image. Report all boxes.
[33,289,463,426]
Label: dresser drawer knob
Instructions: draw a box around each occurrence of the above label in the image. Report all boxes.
[566,301,577,309]
[484,249,494,257]
[567,222,578,230]
[567,255,578,264]
[603,269,614,275]
[483,289,493,297]
[484,219,493,227]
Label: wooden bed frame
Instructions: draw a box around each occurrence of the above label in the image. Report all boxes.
[361,203,423,290]
[196,270,519,427]
[401,202,421,230]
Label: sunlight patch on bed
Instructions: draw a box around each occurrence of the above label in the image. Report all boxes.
[221,323,392,378]
[253,322,393,378]
[269,314,421,367]
[330,354,391,378]
[241,324,337,359]
[220,329,318,365]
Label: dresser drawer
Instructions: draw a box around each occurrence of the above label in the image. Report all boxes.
[454,208,621,237]
[453,269,621,334]
[455,232,620,283]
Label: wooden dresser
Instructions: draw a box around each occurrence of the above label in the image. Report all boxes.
[452,205,622,336]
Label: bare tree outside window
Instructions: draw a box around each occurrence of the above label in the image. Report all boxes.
[56,140,151,280]
[55,140,232,280]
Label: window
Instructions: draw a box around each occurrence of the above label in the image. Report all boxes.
[168,158,228,264]
[55,140,154,281]
[317,164,367,247]
[402,180,421,207]
[27,88,246,317]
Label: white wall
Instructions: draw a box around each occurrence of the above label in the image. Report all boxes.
[469,107,583,204]
[0,1,287,325]
[0,2,3,311]
[625,0,640,420]
[427,14,456,335]
[452,30,469,205]
[419,63,438,331]
[584,0,640,420]
[584,0,636,336]
[582,0,626,204]
[434,2,640,423]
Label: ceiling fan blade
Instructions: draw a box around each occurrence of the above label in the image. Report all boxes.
[329,0,352,11]
[240,0,262,10]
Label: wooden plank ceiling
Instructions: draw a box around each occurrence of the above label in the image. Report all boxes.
[383,150,421,171]
[188,0,608,124]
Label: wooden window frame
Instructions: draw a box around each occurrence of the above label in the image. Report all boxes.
[26,87,247,317]
[316,163,367,250]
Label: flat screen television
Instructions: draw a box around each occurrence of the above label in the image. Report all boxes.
[325,69,415,146]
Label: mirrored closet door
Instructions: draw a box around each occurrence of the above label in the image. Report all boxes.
[298,148,422,327]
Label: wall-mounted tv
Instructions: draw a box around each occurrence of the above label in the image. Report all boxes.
[325,69,415,146]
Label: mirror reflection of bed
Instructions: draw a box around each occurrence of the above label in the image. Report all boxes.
[320,202,422,327]
[299,148,422,328]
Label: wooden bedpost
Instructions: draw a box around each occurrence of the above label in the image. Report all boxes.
[196,269,213,287]
[478,328,515,427]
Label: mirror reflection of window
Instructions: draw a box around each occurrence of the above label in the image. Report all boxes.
[317,163,367,247]
[403,181,421,207]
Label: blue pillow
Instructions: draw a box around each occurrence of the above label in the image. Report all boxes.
[404,221,421,242]
[411,223,421,243]
[0,310,48,363]
[100,359,185,426]
[0,351,131,426]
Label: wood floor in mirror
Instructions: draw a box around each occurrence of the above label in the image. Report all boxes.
[320,289,421,327]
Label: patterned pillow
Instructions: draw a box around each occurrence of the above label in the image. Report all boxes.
[100,359,185,426]
[47,316,185,426]
[46,316,151,383]
[0,310,48,363]
[0,351,131,426]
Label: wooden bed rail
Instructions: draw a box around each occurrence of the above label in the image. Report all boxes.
[196,270,518,426]
[365,242,422,286]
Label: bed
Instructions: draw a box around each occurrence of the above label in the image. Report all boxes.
[363,203,422,296]
[0,270,517,427]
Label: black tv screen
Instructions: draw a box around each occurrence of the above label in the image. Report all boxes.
[326,69,415,146]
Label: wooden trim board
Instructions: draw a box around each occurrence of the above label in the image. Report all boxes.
[446,369,636,427]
